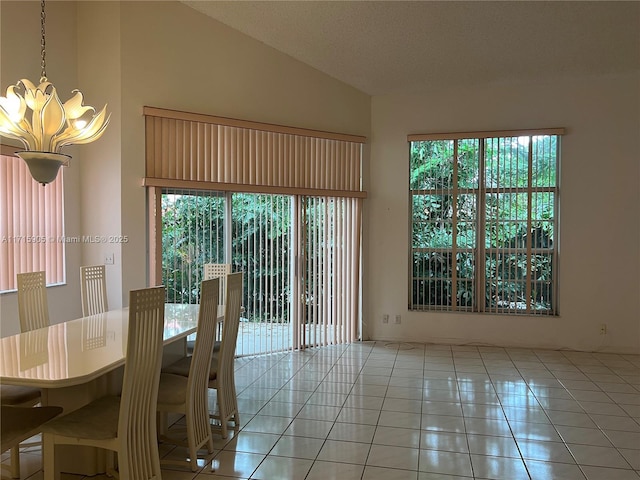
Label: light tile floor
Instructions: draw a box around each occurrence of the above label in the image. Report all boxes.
[3,341,640,480]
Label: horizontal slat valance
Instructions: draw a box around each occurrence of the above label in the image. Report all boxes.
[144,107,366,194]
[408,128,566,142]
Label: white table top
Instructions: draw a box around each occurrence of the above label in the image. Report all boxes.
[0,304,200,388]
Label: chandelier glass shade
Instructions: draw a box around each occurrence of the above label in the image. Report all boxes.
[0,0,109,185]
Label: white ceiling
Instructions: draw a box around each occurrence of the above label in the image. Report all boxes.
[182,1,639,96]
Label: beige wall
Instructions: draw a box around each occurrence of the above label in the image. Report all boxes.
[77,2,123,312]
[368,74,640,353]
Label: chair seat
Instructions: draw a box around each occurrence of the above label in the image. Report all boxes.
[41,396,120,440]
[162,356,219,381]
[187,339,221,355]
[0,385,41,405]
[157,373,189,406]
[1,406,63,453]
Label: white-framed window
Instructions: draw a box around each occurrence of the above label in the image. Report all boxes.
[0,149,65,292]
[408,129,562,315]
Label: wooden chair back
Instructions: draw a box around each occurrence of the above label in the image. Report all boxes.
[80,265,108,316]
[17,271,49,332]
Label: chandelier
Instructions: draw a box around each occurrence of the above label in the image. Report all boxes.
[0,0,110,185]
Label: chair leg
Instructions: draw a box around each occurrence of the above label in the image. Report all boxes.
[157,411,168,438]
[188,444,198,472]
[105,451,117,478]
[218,403,228,439]
[207,433,214,454]
[10,445,20,479]
[43,434,55,480]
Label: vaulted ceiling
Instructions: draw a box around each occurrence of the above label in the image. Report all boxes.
[183,1,639,96]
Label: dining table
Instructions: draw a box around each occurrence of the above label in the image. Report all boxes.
[0,303,214,476]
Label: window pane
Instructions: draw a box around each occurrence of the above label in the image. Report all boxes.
[486,252,528,310]
[531,253,554,310]
[493,192,529,221]
[485,253,554,312]
[456,222,475,248]
[532,135,558,188]
[531,221,554,249]
[531,251,554,312]
[456,194,477,248]
[456,252,475,308]
[485,193,529,248]
[485,137,530,189]
[531,193,555,249]
[457,194,477,221]
[412,251,453,308]
[412,279,453,309]
[162,190,225,304]
[410,140,455,190]
[457,139,479,188]
[412,194,455,248]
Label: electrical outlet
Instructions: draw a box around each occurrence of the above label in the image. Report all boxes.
[104,253,114,265]
[599,323,607,335]
[382,314,389,324]
[395,314,401,324]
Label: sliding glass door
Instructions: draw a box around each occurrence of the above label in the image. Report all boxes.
[158,189,360,356]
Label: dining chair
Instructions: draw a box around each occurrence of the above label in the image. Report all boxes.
[163,272,243,438]
[41,286,166,480]
[0,386,43,478]
[186,262,231,355]
[80,265,108,316]
[1,405,63,478]
[203,263,232,305]
[210,271,243,438]
[12,271,49,477]
[17,271,49,332]
[156,278,219,471]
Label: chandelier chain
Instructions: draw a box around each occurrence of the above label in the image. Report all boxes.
[40,0,47,81]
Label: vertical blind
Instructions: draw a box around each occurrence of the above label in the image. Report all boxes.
[297,196,362,348]
[143,107,366,197]
[0,150,65,291]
